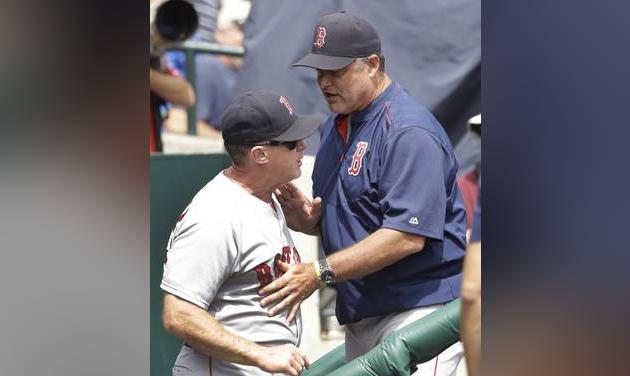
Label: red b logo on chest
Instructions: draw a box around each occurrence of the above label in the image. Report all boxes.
[348,141,369,176]
[313,27,327,48]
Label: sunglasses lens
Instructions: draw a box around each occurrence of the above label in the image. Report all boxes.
[260,140,299,150]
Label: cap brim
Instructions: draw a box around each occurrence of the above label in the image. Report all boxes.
[273,115,322,142]
[293,53,355,70]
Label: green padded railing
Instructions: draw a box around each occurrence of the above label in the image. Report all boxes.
[303,299,461,376]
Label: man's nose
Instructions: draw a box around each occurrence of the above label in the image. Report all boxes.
[297,139,307,152]
[318,72,331,89]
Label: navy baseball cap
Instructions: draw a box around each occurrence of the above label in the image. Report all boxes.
[293,11,381,70]
[221,90,321,145]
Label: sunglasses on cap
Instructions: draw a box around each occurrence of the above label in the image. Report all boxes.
[256,140,299,150]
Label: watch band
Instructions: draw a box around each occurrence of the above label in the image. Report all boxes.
[317,258,336,287]
[312,261,326,288]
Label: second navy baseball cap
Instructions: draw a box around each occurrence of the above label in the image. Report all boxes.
[293,11,381,70]
[221,90,321,145]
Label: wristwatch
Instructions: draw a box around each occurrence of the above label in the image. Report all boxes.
[315,258,336,287]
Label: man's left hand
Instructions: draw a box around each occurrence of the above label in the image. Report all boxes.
[259,261,320,323]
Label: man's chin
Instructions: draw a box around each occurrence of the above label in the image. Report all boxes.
[328,103,348,114]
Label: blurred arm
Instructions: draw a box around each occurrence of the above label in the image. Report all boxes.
[150,68,195,107]
[461,242,481,376]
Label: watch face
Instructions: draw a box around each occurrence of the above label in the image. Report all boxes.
[321,270,335,285]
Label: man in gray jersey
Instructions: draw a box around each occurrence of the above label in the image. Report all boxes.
[161,90,321,376]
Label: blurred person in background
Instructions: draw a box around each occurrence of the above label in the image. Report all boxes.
[454,114,481,239]
[150,59,195,152]
[150,0,197,152]
[190,0,220,42]
[460,115,481,376]
[461,187,481,376]
[194,3,246,138]
[164,0,250,138]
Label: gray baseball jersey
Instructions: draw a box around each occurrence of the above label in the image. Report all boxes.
[161,171,303,376]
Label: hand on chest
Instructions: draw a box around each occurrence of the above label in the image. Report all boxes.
[252,245,302,289]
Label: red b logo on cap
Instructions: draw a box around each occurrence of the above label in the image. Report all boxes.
[279,96,294,114]
[314,26,326,48]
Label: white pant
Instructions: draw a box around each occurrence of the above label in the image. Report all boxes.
[345,305,463,376]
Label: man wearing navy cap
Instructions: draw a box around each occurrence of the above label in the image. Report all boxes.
[259,12,467,375]
[161,90,319,375]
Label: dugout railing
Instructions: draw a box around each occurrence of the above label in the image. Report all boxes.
[303,298,461,376]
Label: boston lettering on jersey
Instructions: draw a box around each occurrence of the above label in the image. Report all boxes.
[254,246,302,288]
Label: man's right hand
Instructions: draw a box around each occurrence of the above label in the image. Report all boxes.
[163,293,309,375]
[255,344,309,376]
[275,182,321,235]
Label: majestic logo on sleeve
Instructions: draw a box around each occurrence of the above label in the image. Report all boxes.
[279,96,294,115]
[348,141,369,176]
[313,26,327,48]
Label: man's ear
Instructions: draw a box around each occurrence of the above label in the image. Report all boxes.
[366,54,380,77]
[251,146,269,164]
